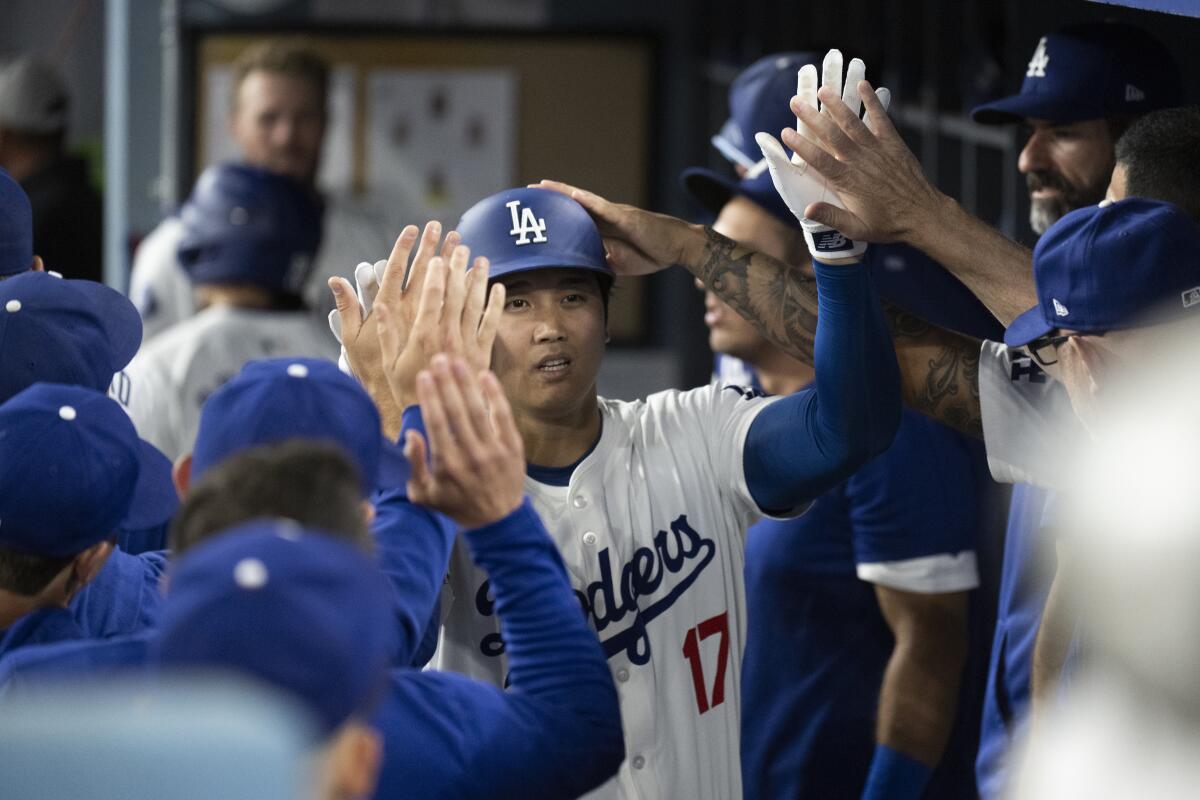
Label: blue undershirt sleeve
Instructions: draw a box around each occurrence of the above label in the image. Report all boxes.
[743,259,901,512]
[372,500,623,800]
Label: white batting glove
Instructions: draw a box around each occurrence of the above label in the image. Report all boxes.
[756,49,891,262]
[328,259,387,375]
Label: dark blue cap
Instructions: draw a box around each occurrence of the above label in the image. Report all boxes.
[191,358,410,495]
[0,384,177,558]
[178,163,323,295]
[682,52,821,228]
[972,22,1181,125]
[0,168,33,276]
[711,52,821,170]
[155,521,396,737]
[1005,199,1200,346]
[456,188,611,281]
[0,271,143,403]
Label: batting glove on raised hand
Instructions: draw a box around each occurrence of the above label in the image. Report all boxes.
[328,259,387,376]
[756,49,891,262]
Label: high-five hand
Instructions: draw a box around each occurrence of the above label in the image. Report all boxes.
[403,357,525,529]
[756,49,891,263]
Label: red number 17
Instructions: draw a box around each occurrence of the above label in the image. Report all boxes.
[681,611,730,714]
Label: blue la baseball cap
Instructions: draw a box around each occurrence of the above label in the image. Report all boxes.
[191,358,410,495]
[971,22,1181,125]
[155,521,396,737]
[0,383,178,558]
[456,187,611,281]
[1005,198,1200,347]
[681,52,819,226]
[0,168,33,276]
[178,163,324,295]
[0,271,143,403]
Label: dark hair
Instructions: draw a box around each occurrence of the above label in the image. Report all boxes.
[231,40,329,114]
[170,440,370,556]
[1115,106,1200,222]
[0,547,74,596]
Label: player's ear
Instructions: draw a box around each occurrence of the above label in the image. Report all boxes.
[361,499,376,527]
[29,255,44,273]
[173,453,193,497]
[324,721,383,800]
[59,540,116,604]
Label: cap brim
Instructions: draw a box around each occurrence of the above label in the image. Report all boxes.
[121,439,180,531]
[485,257,613,281]
[971,93,1108,125]
[681,167,797,230]
[1003,306,1055,347]
[376,438,412,494]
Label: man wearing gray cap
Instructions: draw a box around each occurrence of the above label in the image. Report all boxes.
[0,56,101,282]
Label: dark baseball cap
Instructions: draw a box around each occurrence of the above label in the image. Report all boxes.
[1005,198,1200,347]
[0,168,33,277]
[155,520,397,737]
[191,358,410,495]
[972,22,1182,125]
[0,383,178,558]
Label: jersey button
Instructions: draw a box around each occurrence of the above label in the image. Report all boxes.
[632,756,646,770]
[582,531,598,546]
[572,495,588,509]
[616,668,629,683]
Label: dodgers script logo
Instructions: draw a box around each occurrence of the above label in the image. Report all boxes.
[507,200,548,245]
[474,514,716,666]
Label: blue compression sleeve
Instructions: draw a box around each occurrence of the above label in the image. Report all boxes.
[860,744,933,800]
[372,500,623,800]
[744,259,901,511]
[371,406,457,667]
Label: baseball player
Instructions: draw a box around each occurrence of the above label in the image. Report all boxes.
[681,52,988,800]
[761,29,1181,796]
[334,51,902,799]
[0,167,44,278]
[0,384,176,659]
[120,162,338,461]
[129,40,396,341]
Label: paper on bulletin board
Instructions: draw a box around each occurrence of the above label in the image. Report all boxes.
[364,69,516,226]
[201,64,357,194]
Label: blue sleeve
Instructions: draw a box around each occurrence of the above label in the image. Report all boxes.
[848,410,978,567]
[744,260,901,512]
[371,501,623,800]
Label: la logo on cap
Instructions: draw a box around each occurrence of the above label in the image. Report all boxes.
[507,200,548,246]
[1027,37,1050,78]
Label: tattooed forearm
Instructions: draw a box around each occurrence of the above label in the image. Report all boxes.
[885,303,984,438]
[695,227,819,362]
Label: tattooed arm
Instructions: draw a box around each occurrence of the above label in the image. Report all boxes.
[884,305,983,439]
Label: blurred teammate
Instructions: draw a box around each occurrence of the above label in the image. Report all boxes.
[129,40,393,341]
[763,29,1180,796]
[0,56,102,282]
[120,163,336,460]
[0,385,174,660]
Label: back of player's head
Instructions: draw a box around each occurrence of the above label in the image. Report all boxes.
[0,384,176,594]
[177,163,323,299]
[170,440,372,556]
[0,271,142,402]
[1115,106,1200,223]
[0,168,33,277]
[231,39,329,115]
[155,520,396,739]
[190,358,409,495]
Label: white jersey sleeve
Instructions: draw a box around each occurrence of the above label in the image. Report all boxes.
[128,217,196,344]
[979,340,1083,489]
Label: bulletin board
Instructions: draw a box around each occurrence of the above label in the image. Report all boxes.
[190,31,656,341]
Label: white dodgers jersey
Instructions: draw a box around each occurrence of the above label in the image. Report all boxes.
[114,306,339,460]
[434,383,787,800]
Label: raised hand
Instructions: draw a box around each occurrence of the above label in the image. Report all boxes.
[532,179,702,276]
[756,49,892,262]
[328,221,460,435]
[374,244,504,412]
[403,356,525,529]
